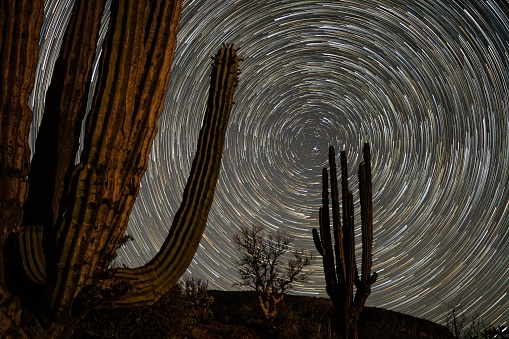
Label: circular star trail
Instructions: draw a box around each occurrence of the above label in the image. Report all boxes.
[32,0,509,327]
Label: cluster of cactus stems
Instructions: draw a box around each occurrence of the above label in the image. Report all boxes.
[312,143,377,339]
[20,44,239,316]
[1,0,240,323]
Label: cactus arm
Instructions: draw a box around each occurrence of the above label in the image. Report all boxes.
[106,45,240,307]
[340,151,357,307]
[354,143,377,311]
[0,4,43,322]
[345,190,356,308]
[340,150,351,272]
[353,143,377,311]
[358,143,374,284]
[370,272,378,285]
[18,226,46,284]
[320,168,339,291]
[0,1,43,232]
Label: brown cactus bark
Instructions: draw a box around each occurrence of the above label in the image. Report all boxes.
[0,1,43,234]
[0,1,44,335]
[46,0,184,320]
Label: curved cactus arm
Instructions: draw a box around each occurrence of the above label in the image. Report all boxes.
[17,225,46,284]
[104,45,241,308]
[369,271,378,285]
[312,227,325,257]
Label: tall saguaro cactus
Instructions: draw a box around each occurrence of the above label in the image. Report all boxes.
[312,143,377,339]
[0,0,241,335]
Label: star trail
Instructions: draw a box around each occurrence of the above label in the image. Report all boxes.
[31,0,508,327]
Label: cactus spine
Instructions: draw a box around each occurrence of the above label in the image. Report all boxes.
[312,143,377,339]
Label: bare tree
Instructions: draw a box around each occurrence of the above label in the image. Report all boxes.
[443,301,507,339]
[446,302,469,339]
[233,225,313,321]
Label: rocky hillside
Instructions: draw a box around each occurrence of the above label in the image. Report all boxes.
[74,288,453,338]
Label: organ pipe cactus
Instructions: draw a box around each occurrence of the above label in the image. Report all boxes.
[312,143,377,339]
[0,0,241,333]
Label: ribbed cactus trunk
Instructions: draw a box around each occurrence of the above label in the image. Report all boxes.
[0,0,240,336]
[312,143,377,339]
[0,1,44,335]
[45,0,184,320]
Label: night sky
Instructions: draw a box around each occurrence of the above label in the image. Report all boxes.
[31,0,508,327]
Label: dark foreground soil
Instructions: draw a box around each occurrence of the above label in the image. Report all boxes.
[73,288,453,339]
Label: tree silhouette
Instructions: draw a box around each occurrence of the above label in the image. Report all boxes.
[234,225,312,322]
[0,1,240,336]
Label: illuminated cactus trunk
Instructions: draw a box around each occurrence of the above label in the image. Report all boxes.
[0,1,43,242]
[45,1,184,319]
[312,143,377,339]
[0,1,44,334]
[0,1,43,231]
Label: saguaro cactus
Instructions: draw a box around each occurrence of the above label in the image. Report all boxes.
[312,143,377,339]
